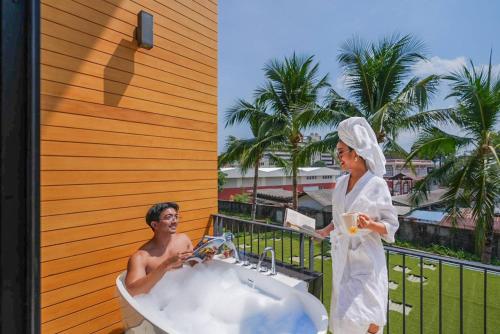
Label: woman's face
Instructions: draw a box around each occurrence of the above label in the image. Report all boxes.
[336,141,356,171]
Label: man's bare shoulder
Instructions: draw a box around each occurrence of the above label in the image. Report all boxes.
[174,233,193,248]
[130,241,155,262]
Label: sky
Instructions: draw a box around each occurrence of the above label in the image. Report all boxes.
[218,0,500,153]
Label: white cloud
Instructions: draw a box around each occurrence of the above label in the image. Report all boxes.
[412,56,467,77]
[413,56,500,78]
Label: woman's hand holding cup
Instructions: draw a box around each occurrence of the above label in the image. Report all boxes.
[357,213,375,230]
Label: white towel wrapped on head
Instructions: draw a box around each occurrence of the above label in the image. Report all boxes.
[337,117,386,177]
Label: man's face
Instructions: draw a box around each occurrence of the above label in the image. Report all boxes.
[154,208,179,234]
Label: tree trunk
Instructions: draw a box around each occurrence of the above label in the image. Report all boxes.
[251,161,259,221]
[292,163,298,209]
[481,221,494,264]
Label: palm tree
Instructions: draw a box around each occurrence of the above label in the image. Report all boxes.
[219,98,282,220]
[256,53,330,209]
[407,56,500,263]
[311,34,452,156]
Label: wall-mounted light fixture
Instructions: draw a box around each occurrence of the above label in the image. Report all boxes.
[136,10,154,49]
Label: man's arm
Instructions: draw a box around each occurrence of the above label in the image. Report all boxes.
[125,251,189,296]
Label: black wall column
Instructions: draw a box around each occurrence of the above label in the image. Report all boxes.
[0,0,40,333]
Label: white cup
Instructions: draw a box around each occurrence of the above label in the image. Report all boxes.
[341,212,359,235]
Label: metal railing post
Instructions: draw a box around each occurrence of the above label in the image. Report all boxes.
[309,237,314,271]
[299,233,305,268]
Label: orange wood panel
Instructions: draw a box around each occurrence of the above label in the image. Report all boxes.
[41,226,209,262]
[41,50,216,104]
[42,257,128,293]
[41,179,216,200]
[41,230,153,263]
[41,141,215,163]
[41,29,216,95]
[191,0,218,14]
[41,272,121,308]
[42,0,216,71]
[175,0,218,23]
[41,65,216,114]
[104,0,216,49]
[41,81,216,123]
[41,156,216,172]
[71,0,217,62]
[42,298,119,333]
[40,95,217,132]
[41,241,146,278]
[58,309,122,334]
[41,111,216,142]
[40,0,218,330]
[131,0,217,35]
[41,286,116,323]
[42,217,210,247]
[41,125,217,151]
[41,203,217,232]
[41,190,215,216]
[41,170,216,186]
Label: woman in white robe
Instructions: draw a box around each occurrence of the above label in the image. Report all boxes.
[316,117,399,334]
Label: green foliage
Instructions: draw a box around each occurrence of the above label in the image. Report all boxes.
[312,160,327,167]
[217,171,227,193]
[219,97,284,220]
[232,193,250,203]
[256,53,331,208]
[308,34,453,159]
[408,55,500,262]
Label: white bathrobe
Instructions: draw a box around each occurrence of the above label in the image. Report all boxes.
[329,171,399,334]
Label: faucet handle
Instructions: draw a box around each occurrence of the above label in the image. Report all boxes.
[223,232,234,242]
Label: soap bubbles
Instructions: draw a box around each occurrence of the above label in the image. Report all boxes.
[135,263,316,334]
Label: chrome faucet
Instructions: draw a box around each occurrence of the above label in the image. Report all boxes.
[257,246,276,275]
[222,232,240,263]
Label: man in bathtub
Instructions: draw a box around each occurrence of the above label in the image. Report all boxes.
[125,202,213,296]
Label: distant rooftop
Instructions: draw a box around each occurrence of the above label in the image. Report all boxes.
[220,167,341,178]
[392,188,448,208]
[405,210,447,224]
[302,189,332,207]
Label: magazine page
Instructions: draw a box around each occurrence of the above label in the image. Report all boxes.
[186,237,224,263]
[284,208,324,239]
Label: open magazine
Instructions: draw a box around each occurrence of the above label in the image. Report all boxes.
[284,208,324,240]
[185,236,225,263]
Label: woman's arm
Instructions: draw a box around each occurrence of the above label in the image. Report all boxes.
[316,221,335,238]
[357,214,387,235]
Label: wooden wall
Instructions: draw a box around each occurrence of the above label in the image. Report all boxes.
[40,0,217,332]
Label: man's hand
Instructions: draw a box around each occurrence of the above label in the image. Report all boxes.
[202,246,218,262]
[163,251,192,270]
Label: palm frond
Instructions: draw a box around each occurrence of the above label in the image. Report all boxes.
[409,158,457,207]
[407,127,473,161]
[396,108,457,132]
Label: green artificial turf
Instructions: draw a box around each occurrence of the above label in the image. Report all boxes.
[231,230,500,334]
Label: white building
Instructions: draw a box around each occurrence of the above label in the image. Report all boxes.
[219,167,341,200]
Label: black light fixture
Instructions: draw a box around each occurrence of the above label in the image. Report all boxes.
[136,10,154,49]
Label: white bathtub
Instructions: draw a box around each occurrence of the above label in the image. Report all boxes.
[116,258,328,333]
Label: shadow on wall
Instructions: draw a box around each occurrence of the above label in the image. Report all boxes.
[103,38,137,106]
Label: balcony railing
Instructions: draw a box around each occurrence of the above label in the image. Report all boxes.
[212,213,500,334]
